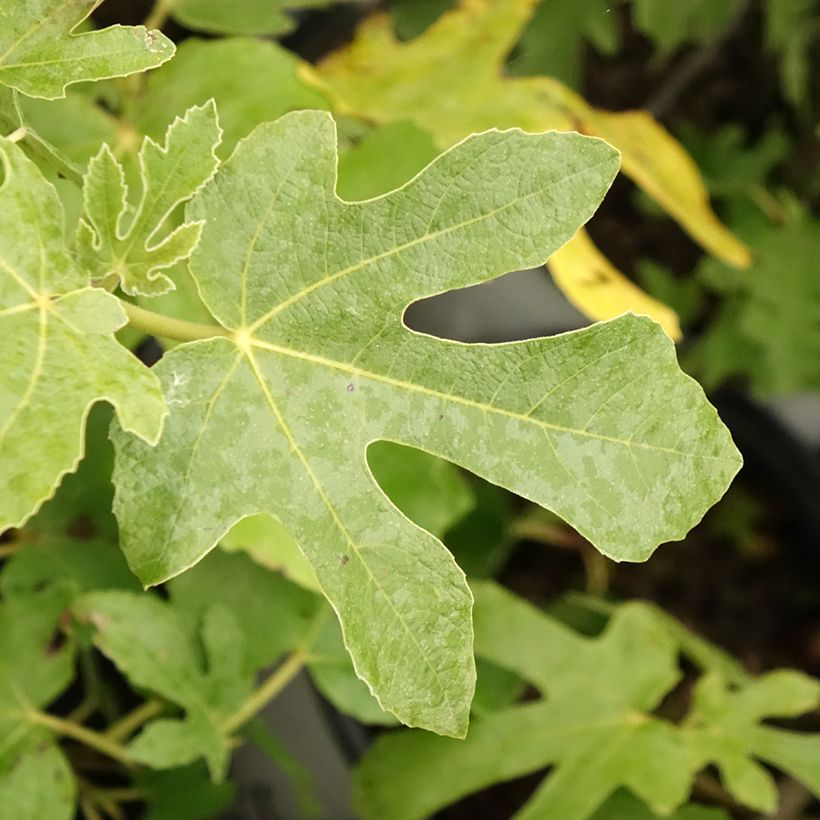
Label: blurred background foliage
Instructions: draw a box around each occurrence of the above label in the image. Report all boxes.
[2,0,819,817]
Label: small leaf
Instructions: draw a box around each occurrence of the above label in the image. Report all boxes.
[0,1,174,100]
[112,111,739,737]
[0,138,166,531]
[77,101,222,297]
[685,671,820,813]
[168,549,323,671]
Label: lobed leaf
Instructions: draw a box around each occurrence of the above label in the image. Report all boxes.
[111,110,740,737]
[77,591,253,779]
[77,101,222,297]
[0,0,174,100]
[355,583,820,819]
[355,583,691,820]
[0,138,166,532]
[685,671,820,813]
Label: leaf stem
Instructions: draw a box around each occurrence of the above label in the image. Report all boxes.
[144,0,174,31]
[222,652,306,734]
[120,300,230,343]
[7,126,26,143]
[105,698,164,743]
[29,711,135,768]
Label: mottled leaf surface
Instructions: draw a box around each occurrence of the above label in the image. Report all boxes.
[0,139,166,531]
[77,102,222,297]
[0,1,173,100]
[112,111,739,737]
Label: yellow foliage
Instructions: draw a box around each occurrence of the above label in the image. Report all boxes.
[303,0,750,337]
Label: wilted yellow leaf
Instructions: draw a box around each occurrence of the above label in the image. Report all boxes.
[303,0,750,333]
[549,228,682,340]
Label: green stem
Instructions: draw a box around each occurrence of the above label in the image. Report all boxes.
[222,652,306,734]
[30,711,135,768]
[105,699,164,743]
[120,300,230,343]
[144,0,174,30]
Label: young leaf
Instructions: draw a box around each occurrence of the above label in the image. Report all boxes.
[77,101,222,297]
[0,1,174,100]
[77,591,253,779]
[111,111,740,738]
[685,671,820,813]
[0,138,166,531]
[304,0,752,328]
[691,207,820,394]
[168,549,323,672]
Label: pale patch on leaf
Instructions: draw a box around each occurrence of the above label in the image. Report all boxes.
[0,0,174,100]
[77,101,222,297]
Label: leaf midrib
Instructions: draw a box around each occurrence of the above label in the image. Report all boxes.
[249,338,736,463]
[244,348,463,732]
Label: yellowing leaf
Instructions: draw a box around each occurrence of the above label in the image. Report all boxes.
[550,228,682,340]
[304,0,751,329]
